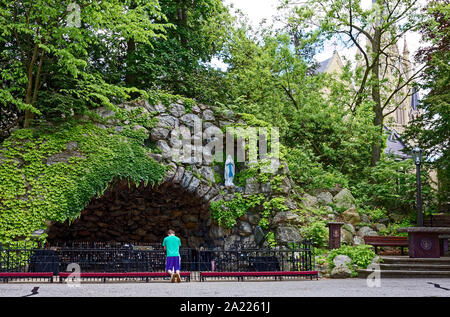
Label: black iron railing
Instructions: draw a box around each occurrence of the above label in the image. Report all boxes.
[0,240,315,274]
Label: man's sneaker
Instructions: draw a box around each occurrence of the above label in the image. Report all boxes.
[170,273,176,283]
[174,273,181,283]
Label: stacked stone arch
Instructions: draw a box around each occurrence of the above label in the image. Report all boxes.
[143,99,304,248]
[47,98,305,248]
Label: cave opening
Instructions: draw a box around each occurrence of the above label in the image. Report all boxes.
[47,179,214,248]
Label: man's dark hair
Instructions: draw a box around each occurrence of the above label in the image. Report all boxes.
[167,229,175,235]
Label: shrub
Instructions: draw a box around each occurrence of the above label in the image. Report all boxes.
[359,208,388,222]
[351,157,437,213]
[302,221,329,248]
[327,245,376,277]
[265,232,277,248]
[210,193,265,229]
[286,147,349,191]
[378,219,415,237]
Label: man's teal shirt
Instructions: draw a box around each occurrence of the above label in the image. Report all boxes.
[162,235,181,257]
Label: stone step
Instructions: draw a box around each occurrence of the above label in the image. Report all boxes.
[381,256,450,265]
[358,269,450,278]
[379,263,450,271]
[358,256,450,278]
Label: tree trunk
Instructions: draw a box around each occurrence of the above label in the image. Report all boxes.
[23,110,34,128]
[177,1,188,47]
[23,43,40,128]
[24,84,34,128]
[371,107,384,167]
[370,28,383,167]
[125,38,137,87]
[125,1,137,87]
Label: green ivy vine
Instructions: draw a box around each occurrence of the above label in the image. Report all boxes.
[0,113,166,244]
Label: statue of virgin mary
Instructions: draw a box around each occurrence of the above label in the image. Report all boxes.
[224,154,235,188]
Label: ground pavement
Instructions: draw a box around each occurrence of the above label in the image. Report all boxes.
[0,278,449,297]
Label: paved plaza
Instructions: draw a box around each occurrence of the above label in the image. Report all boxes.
[0,278,449,297]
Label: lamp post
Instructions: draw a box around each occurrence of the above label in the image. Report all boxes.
[411,147,423,227]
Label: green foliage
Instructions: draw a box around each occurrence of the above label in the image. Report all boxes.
[359,208,388,222]
[311,206,334,217]
[0,0,169,126]
[301,221,328,248]
[265,231,277,248]
[222,23,376,176]
[210,193,291,231]
[121,0,233,101]
[286,0,425,166]
[378,219,415,237]
[213,9,439,217]
[237,113,272,129]
[404,1,450,210]
[210,193,264,229]
[234,158,286,193]
[352,157,437,213]
[147,91,196,113]
[0,118,166,244]
[287,147,349,191]
[312,247,329,260]
[327,245,376,276]
[259,197,289,229]
[0,0,442,247]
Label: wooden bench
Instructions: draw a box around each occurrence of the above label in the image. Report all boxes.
[0,272,53,283]
[200,271,318,282]
[363,236,408,255]
[58,272,191,283]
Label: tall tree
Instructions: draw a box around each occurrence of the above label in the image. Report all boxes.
[222,25,376,176]
[404,0,449,208]
[0,0,168,127]
[284,0,426,165]
[119,0,233,99]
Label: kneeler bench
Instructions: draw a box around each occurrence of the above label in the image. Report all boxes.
[0,272,54,283]
[200,271,318,282]
[58,272,191,282]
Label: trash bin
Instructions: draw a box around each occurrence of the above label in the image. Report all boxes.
[327,222,344,250]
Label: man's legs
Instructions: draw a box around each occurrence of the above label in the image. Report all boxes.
[173,256,181,283]
[166,257,176,283]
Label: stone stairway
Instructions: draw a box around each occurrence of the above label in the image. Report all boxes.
[358,256,450,278]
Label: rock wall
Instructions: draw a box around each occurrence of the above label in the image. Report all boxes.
[303,186,391,248]
[47,98,305,248]
[43,98,386,250]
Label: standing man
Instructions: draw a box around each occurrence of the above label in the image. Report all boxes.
[163,229,182,283]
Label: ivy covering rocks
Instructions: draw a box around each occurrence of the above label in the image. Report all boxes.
[0,99,168,244]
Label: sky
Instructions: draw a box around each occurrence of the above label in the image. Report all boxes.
[222,0,425,66]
